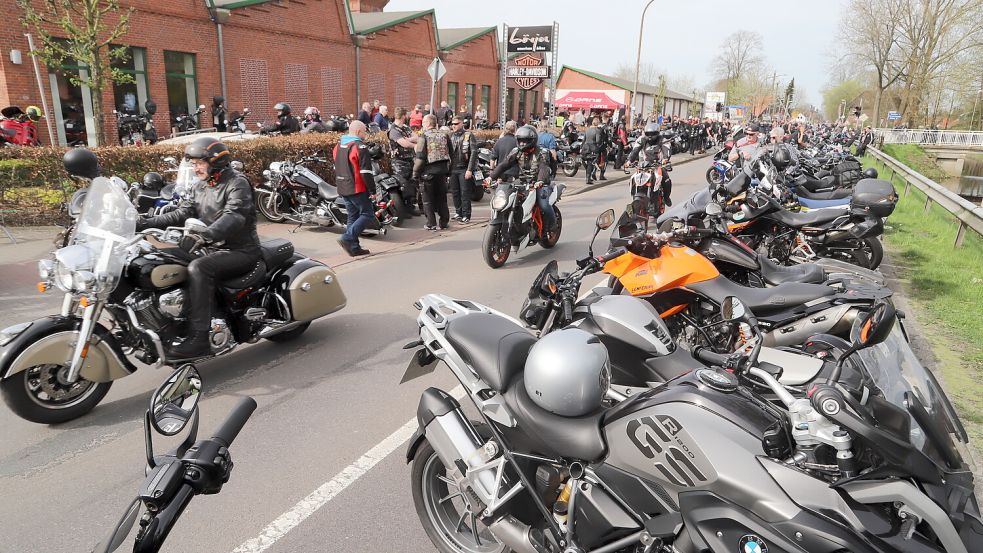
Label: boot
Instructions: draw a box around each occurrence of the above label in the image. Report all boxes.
[170,330,210,360]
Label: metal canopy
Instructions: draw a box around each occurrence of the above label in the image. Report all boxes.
[206,0,275,10]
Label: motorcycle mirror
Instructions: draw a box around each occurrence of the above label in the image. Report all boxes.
[705,202,723,216]
[856,302,896,350]
[198,104,206,110]
[720,296,747,322]
[163,156,176,165]
[596,209,615,230]
[93,497,142,553]
[230,160,244,171]
[149,364,202,436]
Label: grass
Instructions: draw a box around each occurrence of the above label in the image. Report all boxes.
[862,153,983,450]
[880,144,949,182]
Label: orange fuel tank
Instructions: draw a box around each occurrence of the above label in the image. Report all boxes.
[603,244,720,297]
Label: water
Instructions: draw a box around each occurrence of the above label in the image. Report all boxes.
[942,154,983,202]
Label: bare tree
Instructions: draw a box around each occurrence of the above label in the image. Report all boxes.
[710,31,764,83]
[613,61,665,87]
[836,0,906,125]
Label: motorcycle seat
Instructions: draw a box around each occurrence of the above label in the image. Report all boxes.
[796,186,852,201]
[220,258,267,289]
[444,312,535,393]
[796,174,837,193]
[768,208,845,228]
[757,255,826,286]
[318,181,339,201]
[687,277,835,316]
[260,238,294,268]
[503,376,605,462]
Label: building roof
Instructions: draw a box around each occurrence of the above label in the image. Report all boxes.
[438,27,496,50]
[559,65,701,103]
[350,9,434,34]
[207,0,275,9]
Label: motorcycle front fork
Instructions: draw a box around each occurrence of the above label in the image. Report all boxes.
[66,296,104,384]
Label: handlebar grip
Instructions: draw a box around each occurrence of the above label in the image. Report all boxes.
[693,347,732,367]
[210,397,257,448]
[562,296,574,322]
[597,247,627,264]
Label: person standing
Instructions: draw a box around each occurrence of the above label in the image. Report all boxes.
[537,120,558,176]
[855,126,873,156]
[357,102,372,126]
[389,107,420,218]
[373,105,390,131]
[436,101,453,126]
[409,104,424,129]
[413,114,452,230]
[448,116,478,223]
[491,121,520,180]
[371,100,381,118]
[333,120,375,257]
[582,117,606,184]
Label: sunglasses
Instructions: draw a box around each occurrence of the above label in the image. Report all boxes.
[452,121,463,125]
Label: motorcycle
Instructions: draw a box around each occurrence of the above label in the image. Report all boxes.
[94,364,256,553]
[625,159,670,221]
[402,292,981,553]
[482,177,564,268]
[0,106,41,146]
[174,105,206,134]
[226,108,251,133]
[704,142,735,186]
[0,176,347,423]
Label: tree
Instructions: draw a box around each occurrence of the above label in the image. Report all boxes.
[710,30,764,83]
[18,0,135,146]
[783,78,795,115]
[612,61,665,87]
[836,0,906,127]
[822,79,866,121]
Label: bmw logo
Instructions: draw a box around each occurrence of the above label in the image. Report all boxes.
[739,535,769,553]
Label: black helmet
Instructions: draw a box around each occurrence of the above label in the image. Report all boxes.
[516,124,538,152]
[142,171,164,191]
[643,122,661,144]
[274,102,291,116]
[63,147,100,179]
[184,136,231,171]
[144,100,157,115]
[213,95,225,107]
[772,145,792,169]
[862,167,878,179]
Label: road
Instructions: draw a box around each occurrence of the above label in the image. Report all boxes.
[0,158,711,553]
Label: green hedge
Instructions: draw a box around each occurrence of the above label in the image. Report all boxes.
[0,129,505,226]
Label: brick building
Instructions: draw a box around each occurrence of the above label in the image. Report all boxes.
[0,0,506,146]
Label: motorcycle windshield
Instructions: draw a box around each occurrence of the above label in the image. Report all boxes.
[66,176,137,293]
[656,189,710,225]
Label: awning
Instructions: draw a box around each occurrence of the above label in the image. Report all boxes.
[554,90,625,110]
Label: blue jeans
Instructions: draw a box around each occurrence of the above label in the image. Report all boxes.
[537,185,556,231]
[341,192,375,248]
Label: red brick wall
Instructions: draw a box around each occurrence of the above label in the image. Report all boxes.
[555,69,619,91]
[441,31,499,121]
[357,13,437,113]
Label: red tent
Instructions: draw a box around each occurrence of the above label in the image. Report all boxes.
[554,91,624,110]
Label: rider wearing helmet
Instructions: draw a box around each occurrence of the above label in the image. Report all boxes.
[62,148,100,180]
[301,106,330,134]
[523,328,610,417]
[211,95,227,132]
[136,136,260,359]
[25,106,43,121]
[259,102,300,135]
[488,124,556,233]
[626,122,674,205]
[142,171,164,191]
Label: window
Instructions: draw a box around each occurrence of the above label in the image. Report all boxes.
[111,46,150,115]
[481,85,491,119]
[465,83,475,115]
[164,51,198,122]
[517,89,527,120]
[46,43,94,146]
[506,87,515,120]
[446,82,458,114]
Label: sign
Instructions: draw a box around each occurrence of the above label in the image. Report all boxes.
[554,90,626,110]
[887,111,901,121]
[427,57,446,82]
[705,91,726,107]
[506,26,553,53]
[508,54,547,90]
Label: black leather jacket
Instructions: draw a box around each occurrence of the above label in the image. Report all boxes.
[261,114,301,135]
[137,168,260,253]
[449,129,478,172]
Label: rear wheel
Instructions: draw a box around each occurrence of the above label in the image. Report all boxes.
[0,363,112,424]
[562,158,579,177]
[482,224,511,268]
[861,237,884,269]
[539,206,562,249]
[706,167,724,186]
[256,190,287,223]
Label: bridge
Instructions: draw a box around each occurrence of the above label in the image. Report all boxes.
[873,128,983,176]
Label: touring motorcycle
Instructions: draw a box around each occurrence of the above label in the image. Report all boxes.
[0,177,347,424]
[482,178,564,268]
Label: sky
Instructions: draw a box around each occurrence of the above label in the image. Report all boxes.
[387,0,849,106]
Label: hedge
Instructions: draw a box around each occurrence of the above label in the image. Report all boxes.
[0,129,506,226]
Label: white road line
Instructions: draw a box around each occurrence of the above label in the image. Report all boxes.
[232,385,465,553]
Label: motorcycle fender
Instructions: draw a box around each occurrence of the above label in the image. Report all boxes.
[405,425,426,463]
[548,183,565,203]
[1,316,136,383]
[275,259,347,321]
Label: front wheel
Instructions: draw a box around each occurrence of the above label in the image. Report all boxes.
[705,167,724,186]
[562,158,579,177]
[471,186,485,202]
[256,190,288,223]
[482,223,511,269]
[539,206,562,248]
[0,364,112,424]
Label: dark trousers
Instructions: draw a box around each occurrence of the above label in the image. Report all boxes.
[421,173,449,227]
[448,170,473,219]
[688,137,699,155]
[392,159,416,209]
[187,249,260,332]
[341,191,375,249]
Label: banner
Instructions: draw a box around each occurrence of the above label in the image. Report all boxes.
[506,26,553,53]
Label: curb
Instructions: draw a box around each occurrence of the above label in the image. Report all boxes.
[568,151,713,197]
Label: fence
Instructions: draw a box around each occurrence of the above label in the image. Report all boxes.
[867,147,983,247]
[873,128,983,148]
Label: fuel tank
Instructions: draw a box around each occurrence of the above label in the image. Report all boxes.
[127,253,187,289]
[603,245,720,297]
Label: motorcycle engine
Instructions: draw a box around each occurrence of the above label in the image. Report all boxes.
[209,318,235,353]
[158,289,186,318]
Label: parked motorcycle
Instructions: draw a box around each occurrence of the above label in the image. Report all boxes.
[227,108,251,133]
[174,105,206,134]
[1,105,41,146]
[482,177,564,268]
[94,364,256,553]
[704,142,735,186]
[115,101,159,146]
[0,177,347,423]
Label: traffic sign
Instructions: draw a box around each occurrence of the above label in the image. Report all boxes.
[427,57,446,82]
[887,111,901,121]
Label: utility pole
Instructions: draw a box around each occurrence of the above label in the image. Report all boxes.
[631,0,657,129]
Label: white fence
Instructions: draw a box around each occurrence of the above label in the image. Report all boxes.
[873,128,983,148]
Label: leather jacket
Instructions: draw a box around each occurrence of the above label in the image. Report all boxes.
[137,167,260,253]
[449,129,478,172]
[261,114,300,135]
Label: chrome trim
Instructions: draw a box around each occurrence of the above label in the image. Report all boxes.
[125,305,166,368]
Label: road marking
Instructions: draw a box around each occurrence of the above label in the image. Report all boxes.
[232,385,465,553]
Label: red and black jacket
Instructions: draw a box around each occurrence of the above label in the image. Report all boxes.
[333,139,376,196]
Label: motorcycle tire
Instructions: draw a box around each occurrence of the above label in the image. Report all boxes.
[470,186,485,202]
[264,321,311,343]
[482,223,511,269]
[705,167,724,186]
[864,237,884,269]
[539,206,562,249]
[390,193,408,227]
[0,364,112,424]
[256,190,287,223]
[562,158,579,177]
[411,423,507,553]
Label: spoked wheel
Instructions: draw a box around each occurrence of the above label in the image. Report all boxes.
[412,438,506,553]
[256,190,288,223]
[0,363,111,424]
[562,158,579,177]
[482,224,511,269]
[705,167,724,186]
[539,206,562,248]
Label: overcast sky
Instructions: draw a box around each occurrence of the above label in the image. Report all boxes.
[388,0,848,106]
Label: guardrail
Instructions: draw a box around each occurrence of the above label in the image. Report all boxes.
[867,147,983,247]
[873,128,983,147]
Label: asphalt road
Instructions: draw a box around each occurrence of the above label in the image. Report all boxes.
[0,158,711,553]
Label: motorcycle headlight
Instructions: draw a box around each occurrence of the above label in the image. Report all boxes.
[0,322,32,347]
[262,169,271,179]
[54,262,73,292]
[491,191,509,211]
[37,259,55,280]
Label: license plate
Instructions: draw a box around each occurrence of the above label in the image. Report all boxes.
[399,349,439,384]
[473,170,483,181]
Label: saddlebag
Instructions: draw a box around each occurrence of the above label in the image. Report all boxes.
[850,178,898,218]
[275,259,347,322]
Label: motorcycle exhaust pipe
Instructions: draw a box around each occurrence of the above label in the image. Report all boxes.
[763,304,858,346]
[487,514,548,553]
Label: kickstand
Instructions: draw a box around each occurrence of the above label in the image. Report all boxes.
[290,221,303,234]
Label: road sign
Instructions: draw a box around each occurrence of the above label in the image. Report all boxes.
[427,57,446,82]
[887,111,901,121]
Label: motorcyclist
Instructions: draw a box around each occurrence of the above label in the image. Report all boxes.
[211,96,227,132]
[388,107,420,217]
[487,125,556,235]
[301,107,331,134]
[627,122,673,206]
[136,137,261,359]
[259,102,300,135]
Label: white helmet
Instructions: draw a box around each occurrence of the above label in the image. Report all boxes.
[303,106,320,118]
[524,328,610,417]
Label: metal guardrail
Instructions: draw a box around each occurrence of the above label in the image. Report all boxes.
[868,147,983,247]
[873,128,983,148]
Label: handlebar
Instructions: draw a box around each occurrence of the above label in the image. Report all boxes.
[596,247,627,264]
[562,296,574,322]
[210,397,257,447]
[692,347,733,367]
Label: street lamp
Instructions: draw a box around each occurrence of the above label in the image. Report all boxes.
[631,0,656,129]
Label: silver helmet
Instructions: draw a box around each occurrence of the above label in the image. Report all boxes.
[524,328,610,417]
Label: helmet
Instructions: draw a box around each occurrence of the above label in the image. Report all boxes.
[303,106,320,119]
[184,136,231,171]
[516,124,538,152]
[643,122,661,145]
[25,106,43,121]
[63,147,99,179]
[274,102,291,116]
[213,95,225,107]
[142,171,164,191]
[144,100,157,115]
[862,167,878,179]
[524,328,610,417]
[772,145,792,169]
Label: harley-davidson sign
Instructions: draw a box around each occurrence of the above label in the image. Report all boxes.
[509,54,548,90]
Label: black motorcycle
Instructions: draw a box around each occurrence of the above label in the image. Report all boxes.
[0,177,348,424]
[115,100,159,146]
[174,105,206,134]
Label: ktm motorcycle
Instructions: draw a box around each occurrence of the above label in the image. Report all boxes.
[625,159,670,221]
[402,291,981,553]
[482,178,564,268]
[0,177,347,424]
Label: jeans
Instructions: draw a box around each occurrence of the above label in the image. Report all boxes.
[448,170,473,218]
[341,191,375,248]
[187,249,261,332]
[536,185,556,231]
[421,173,449,227]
